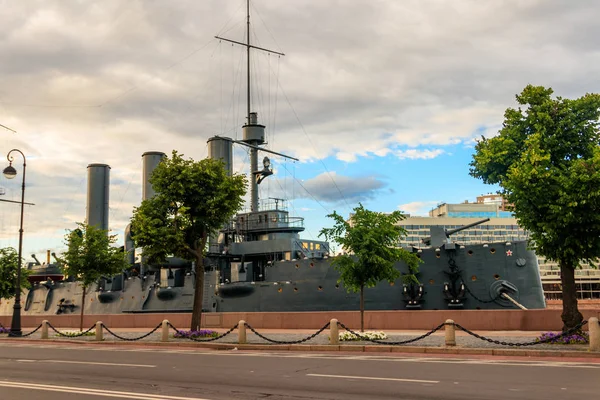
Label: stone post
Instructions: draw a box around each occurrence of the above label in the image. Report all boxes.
[161,320,169,342]
[41,320,49,339]
[589,317,599,352]
[95,321,103,341]
[329,318,339,345]
[445,319,456,346]
[238,320,247,344]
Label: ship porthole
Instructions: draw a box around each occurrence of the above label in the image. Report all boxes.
[471,275,477,281]
[494,274,500,280]
[467,250,474,256]
[278,288,282,293]
[389,282,395,287]
[335,284,340,289]
[310,262,314,268]
[429,279,435,285]
[295,264,299,269]
[435,253,441,259]
[490,248,496,254]
[294,287,298,292]
[318,286,323,291]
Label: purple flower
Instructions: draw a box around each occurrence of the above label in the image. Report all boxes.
[536,331,589,345]
[0,327,9,334]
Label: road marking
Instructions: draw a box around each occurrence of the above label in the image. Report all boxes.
[16,359,155,368]
[306,373,439,383]
[0,381,211,400]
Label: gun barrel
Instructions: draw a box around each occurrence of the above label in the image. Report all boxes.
[445,218,490,236]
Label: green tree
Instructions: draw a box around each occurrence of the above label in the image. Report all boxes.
[60,222,129,331]
[130,150,247,331]
[319,203,421,331]
[0,247,30,301]
[470,85,600,330]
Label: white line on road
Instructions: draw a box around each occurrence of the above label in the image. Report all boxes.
[0,381,212,400]
[306,373,439,384]
[16,359,156,368]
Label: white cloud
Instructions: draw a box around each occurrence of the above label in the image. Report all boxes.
[395,149,445,160]
[398,201,440,216]
[0,0,599,255]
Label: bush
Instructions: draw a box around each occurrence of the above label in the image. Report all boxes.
[339,330,387,341]
[536,331,589,345]
[173,329,219,339]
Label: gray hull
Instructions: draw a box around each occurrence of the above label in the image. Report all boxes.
[0,240,546,317]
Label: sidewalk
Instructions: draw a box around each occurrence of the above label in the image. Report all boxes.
[1,325,597,359]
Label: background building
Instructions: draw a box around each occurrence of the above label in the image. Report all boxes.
[397,197,600,302]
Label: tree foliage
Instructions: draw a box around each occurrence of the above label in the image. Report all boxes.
[319,203,421,330]
[0,247,30,301]
[470,84,600,330]
[60,222,129,330]
[130,150,247,331]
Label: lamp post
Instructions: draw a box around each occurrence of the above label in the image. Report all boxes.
[3,149,26,337]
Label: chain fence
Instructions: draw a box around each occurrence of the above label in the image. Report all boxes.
[101,323,163,341]
[7,323,43,338]
[0,318,594,349]
[243,322,331,344]
[48,323,96,338]
[337,321,446,345]
[167,322,238,342]
[453,320,589,347]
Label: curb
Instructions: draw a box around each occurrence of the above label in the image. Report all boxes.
[1,338,599,359]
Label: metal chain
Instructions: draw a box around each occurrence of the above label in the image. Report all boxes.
[453,320,589,347]
[244,322,331,344]
[338,321,446,345]
[8,324,43,337]
[48,323,96,338]
[167,322,238,342]
[101,323,162,341]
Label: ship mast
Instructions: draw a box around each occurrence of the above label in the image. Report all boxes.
[215,0,287,212]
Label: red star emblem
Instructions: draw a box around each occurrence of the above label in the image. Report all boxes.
[506,250,513,256]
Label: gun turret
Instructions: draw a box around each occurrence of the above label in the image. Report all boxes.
[422,218,490,247]
[31,254,41,266]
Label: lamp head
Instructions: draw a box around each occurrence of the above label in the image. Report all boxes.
[2,163,16,179]
[263,156,271,169]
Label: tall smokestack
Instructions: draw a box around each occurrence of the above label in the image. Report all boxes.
[142,151,166,200]
[207,137,233,176]
[86,163,110,231]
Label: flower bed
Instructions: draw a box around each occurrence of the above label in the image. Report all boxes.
[339,330,387,341]
[55,330,96,337]
[173,329,219,339]
[536,331,589,345]
[0,327,9,334]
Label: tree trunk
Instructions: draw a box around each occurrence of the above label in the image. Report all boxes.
[559,261,583,331]
[191,255,205,331]
[360,284,364,332]
[79,285,86,332]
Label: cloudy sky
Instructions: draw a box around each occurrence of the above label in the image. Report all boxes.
[1,0,599,260]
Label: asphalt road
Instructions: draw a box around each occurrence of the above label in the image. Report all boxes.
[0,343,598,400]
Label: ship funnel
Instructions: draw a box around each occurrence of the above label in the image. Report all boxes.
[207,137,233,176]
[86,163,110,231]
[142,151,166,201]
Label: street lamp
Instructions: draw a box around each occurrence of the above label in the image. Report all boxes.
[3,149,26,337]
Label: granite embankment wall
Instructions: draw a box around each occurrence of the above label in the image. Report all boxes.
[2,309,599,331]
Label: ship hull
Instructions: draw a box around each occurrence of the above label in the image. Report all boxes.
[0,241,546,317]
